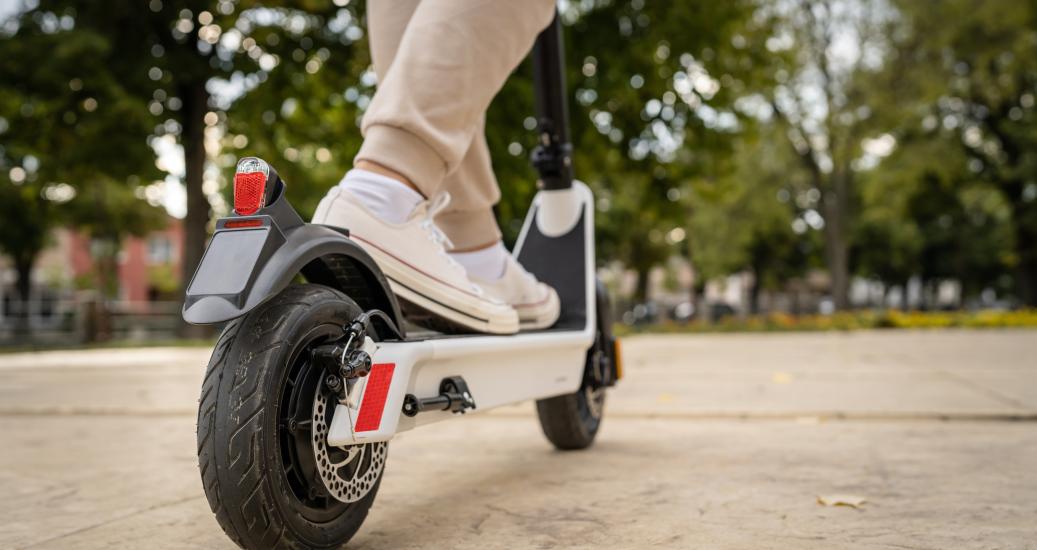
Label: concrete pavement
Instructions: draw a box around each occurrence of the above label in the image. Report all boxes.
[1,329,1036,549]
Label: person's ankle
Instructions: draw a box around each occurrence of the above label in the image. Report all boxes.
[450,241,508,280]
[354,160,423,195]
[339,168,424,224]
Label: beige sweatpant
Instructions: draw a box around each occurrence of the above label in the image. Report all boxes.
[357,0,557,250]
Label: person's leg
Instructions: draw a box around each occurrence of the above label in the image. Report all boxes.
[356,0,555,200]
[317,0,559,332]
[358,0,502,255]
[434,121,563,330]
[359,0,559,300]
[366,0,420,82]
[339,0,426,223]
[359,0,552,288]
[435,115,501,253]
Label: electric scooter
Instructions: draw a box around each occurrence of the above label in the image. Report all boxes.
[184,14,620,549]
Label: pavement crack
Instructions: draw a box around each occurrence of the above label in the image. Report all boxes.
[15,494,204,550]
[930,368,1031,411]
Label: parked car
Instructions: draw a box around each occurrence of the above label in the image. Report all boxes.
[670,301,736,323]
[623,301,660,326]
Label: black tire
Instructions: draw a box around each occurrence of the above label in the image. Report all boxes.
[536,281,616,451]
[535,385,606,451]
[536,335,610,450]
[197,284,384,549]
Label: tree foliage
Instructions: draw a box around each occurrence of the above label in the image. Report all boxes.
[887,0,1037,305]
[0,5,162,310]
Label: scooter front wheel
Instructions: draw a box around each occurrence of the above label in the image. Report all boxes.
[196,284,384,549]
[536,281,618,450]
[536,321,612,450]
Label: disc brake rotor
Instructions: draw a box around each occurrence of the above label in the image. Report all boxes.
[311,388,386,503]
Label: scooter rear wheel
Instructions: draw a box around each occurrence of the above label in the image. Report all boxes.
[196,284,384,549]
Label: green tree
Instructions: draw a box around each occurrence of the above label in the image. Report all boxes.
[218,2,371,218]
[760,0,903,309]
[855,130,1015,308]
[0,4,161,333]
[554,0,774,301]
[906,173,1013,306]
[27,0,370,303]
[892,0,1037,305]
[686,126,817,315]
[736,130,817,314]
[852,182,922,309]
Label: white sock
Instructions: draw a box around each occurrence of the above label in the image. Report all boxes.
[338,168,423,224]
[450,241,508,280]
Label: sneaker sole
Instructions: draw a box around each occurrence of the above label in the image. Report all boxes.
[516,288,561,330]
[354,236,519,335]
[392,282,507,335]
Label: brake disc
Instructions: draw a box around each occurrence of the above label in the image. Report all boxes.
[311,388,387,503]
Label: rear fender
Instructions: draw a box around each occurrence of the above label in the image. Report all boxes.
[182,220,402,333]
[182,157,402,334]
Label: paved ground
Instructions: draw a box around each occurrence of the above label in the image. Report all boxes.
[1,329,1035,549]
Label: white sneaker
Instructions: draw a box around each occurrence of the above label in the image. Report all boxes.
[312,187,519,334]
[471,255,560,330]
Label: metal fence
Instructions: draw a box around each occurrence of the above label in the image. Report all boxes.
[0,299,186,347]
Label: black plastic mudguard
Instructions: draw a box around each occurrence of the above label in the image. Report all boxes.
[181,189,402,333]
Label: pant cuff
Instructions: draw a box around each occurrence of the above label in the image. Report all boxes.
[436,208,502,251]
[355,124,447,196]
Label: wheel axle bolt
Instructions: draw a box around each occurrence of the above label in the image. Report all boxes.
[325,374,342,393]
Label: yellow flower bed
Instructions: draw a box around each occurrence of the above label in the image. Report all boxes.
[616,309,1037,334]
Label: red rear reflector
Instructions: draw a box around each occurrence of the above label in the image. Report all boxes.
[224,218,263,229]
[234,172,266,215]
[355,363,395,432]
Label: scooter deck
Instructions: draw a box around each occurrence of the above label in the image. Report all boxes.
[325,182,598,446]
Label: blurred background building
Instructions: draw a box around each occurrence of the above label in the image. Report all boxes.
[0,218,183,342]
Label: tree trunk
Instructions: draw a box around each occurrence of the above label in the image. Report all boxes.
[691,278,709,324]
[90,236,119,342]
[634,265,651,304]
[13,256,33,336]
[1015,256,1037,308]
[748,269,761,315]
[790,283,801,316]
[686,239,707,323]
[179,81,211,338]
[821,175,851,310]
[1011,203,1037,307]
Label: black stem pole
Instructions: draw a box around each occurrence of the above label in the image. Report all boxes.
[530,12,573,190]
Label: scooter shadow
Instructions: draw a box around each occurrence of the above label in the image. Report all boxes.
[350,433,660,549]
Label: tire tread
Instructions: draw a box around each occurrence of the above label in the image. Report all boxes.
[196,284,379,549]
[535,392,598,450]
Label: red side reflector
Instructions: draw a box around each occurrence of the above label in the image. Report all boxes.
[224,218,263,229]
[355,363,395,432]
[234,172,266,215]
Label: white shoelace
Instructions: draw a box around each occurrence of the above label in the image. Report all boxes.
[417,193,483,295]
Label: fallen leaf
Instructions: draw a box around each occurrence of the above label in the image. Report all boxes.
[657,393,674,403]
[772,372,793,384]
[817,494,867,508]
